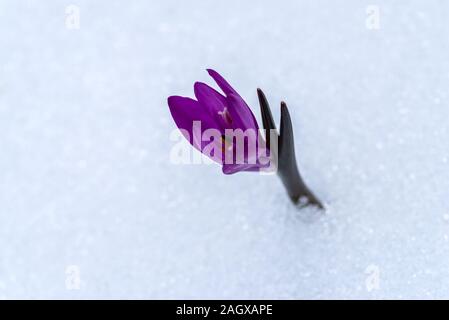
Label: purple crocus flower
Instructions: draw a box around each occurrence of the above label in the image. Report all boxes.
[168,69,324,209]
[167,69,269,174]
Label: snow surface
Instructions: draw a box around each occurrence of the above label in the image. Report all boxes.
[1,0,449,299]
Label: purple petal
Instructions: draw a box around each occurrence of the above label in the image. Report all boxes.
[222,163,262,175]
[167,96,222,162]
[194,82,230,130]
[221,126,271,175]
[194,82,226,112]
[226,94,259,131]
[223,155,272,174]
[207,69,237,96]
[206,69,259,131]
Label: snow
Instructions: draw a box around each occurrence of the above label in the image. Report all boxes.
[1,0,449,299]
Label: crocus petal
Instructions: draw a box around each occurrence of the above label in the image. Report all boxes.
[194,82,230,130]
[222,163,264,175]
[167,96,222,163]
[223,163,252,175]
[226,94,259,131]
[206,69,259,131]
[221,127,271,175]
[222,147,272,174]
[207,69,238,96]
[194,82,226,113]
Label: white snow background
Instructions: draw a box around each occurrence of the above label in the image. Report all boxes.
[1,0,449,299]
